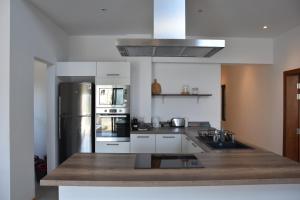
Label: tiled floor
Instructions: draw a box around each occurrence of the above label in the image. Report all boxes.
[36,183,58,200]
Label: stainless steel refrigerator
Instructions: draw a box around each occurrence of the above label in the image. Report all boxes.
[58,82,94,164]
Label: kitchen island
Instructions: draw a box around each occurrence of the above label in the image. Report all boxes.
[41,145,300,200]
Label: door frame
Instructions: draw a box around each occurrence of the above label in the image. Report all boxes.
[283,68,300,157]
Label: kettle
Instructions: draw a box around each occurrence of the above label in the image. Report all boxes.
[152,117,161,128]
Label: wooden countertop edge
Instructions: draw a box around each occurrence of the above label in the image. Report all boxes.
[40,178,300,187]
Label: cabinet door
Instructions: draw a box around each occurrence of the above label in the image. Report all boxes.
[156,134,182,153]
[130,134,156,153]
[95,141,130,153]
[96,62,130,85]
[56,62,97,76]
[96,77,131,85]
[182,135,204,154]
[187,140,204,153]
[181,135,189,153]
[284,75,299,161]
[299,76,300,162]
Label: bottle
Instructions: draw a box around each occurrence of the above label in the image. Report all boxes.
[152,79,162,95]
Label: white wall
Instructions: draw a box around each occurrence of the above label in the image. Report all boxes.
[0,0,11,199]
[68,35,274,64]
[67,35,154,122]
[152,63,221,128]
[129,58,153,123]
[10,0,68,199]
[272,25,300,155]
[67,35,273,124]
[221,25,300,155]
[221,64,274,152]
[34,60,48,158]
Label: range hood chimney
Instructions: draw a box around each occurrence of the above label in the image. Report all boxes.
[116,0,225,57]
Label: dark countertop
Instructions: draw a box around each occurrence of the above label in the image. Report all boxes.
[131,127,187,134]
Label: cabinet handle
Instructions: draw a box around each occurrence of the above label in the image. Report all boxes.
[107,73,120,77]
[137,136,150,139]
[163,136,176,139]
[297,128,300,135]
[191,142,198,148]
[106,143,119,146]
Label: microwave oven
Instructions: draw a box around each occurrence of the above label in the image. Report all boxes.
[96,85,130,109]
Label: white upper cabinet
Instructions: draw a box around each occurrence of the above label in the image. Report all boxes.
[96,62,131,85]
[56,62,97,76]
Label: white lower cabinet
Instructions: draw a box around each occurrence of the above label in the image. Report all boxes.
[182,135,204,153]
[95,141,130,153]
[130,134,156,153]
[95,134,202,154]
[156,134,182,153]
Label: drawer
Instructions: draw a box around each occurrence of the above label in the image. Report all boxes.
[156,134,182,153]
[130,134,156,153]
[95,141,130,153]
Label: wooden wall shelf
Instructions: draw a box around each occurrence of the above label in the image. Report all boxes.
[152,94,212,97]
[152,93,212,103]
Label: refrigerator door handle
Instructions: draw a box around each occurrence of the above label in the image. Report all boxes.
[58,96,62,140]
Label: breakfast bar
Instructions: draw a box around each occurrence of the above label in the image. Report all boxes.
[41,146,300,200]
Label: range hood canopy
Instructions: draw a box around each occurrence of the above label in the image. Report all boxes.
[116,0,225,57]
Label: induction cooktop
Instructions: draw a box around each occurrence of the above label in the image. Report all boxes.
[135,154,204,169]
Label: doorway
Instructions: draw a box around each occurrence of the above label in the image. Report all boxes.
[283,68,300,162]
[33,59,49,198]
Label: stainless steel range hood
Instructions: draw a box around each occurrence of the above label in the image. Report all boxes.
[116,0,225,57]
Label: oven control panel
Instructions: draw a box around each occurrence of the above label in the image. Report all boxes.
[96,107,129,114]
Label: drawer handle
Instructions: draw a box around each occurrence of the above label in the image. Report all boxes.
[191,143,198,148]
[137,136,150,139]
[163,136,176,139]
[106,143,119,146]
[107,73,120,77]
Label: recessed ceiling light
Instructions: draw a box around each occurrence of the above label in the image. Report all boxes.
[99,8,108,13]
[263,25,269,30]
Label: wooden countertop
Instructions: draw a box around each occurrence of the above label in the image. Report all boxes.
[41,150,300,187]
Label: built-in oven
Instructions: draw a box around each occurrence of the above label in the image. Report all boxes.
[95,108,130,142]
[96,85,130,110]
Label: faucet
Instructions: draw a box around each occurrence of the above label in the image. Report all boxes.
[213,128,235,144]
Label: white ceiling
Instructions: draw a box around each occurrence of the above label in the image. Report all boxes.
[28,0,300,38]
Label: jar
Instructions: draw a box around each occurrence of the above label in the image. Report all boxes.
[182,85,190,95]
